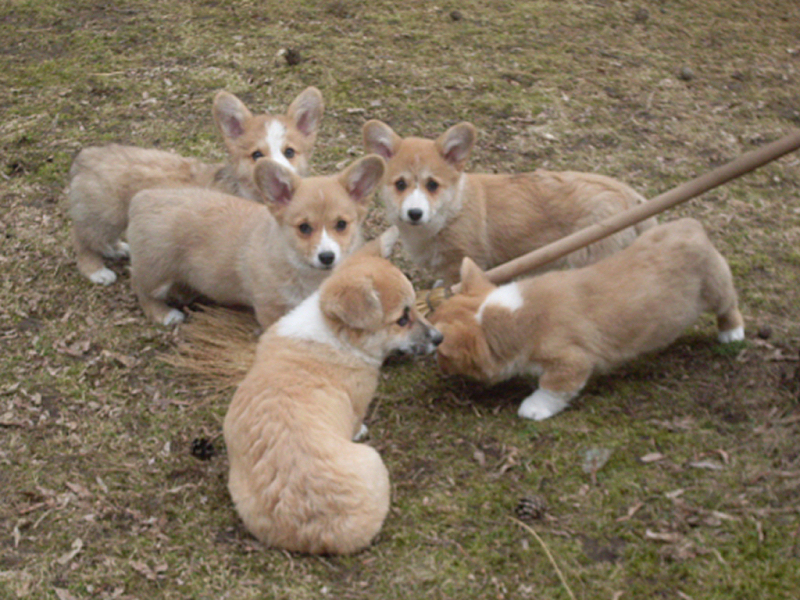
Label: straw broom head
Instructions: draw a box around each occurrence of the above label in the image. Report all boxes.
[161,305,260,393]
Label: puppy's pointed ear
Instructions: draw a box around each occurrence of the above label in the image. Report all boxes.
[254,159,300,214]
[338,154,385,206]
[363,120,403,160]
[350,226,399,260]
[436,122,476,171]
[459,257,493,295]
[287,87,324,138]
[321,274,383,331]
[213,91,253,141]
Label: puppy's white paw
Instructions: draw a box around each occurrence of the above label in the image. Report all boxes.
[89,267,117,286]
[162,309,185,326]
[718,326,745,344]
[102,241,130,260]
[353,423,369,442]
[114,241,131,259]
[518,389,573,421]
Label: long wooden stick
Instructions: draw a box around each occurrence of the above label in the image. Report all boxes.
[468,130,800,289]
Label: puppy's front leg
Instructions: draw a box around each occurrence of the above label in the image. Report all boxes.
[518,388,576,421]
[519,354,591,420]
[353,423,369,441]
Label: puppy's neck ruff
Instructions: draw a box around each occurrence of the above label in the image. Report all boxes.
[274,291,382,367]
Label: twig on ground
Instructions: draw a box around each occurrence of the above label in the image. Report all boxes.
[511,517,577,600]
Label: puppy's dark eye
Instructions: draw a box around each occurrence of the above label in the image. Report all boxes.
[425,179,439,193]
[298,223,313,235]
[334,219,347,232]
[252,150,264,161]
[396,307,411,327]
[395,178,407,192]
[284,147,296,159]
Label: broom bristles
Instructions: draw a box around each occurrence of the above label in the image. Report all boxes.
[161,305,261,392]
[415,281,451,318]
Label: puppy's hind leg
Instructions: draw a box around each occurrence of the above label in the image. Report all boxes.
[73,228,118,285]
[706,252,745,344]
[717,306,745,343]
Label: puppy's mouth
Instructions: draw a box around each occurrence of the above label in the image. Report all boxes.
[392,327,444,357]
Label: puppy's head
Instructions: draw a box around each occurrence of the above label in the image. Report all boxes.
[430,258,498,380]
[363,120,476,230]
[319,245,443,362]
[254,154,384,271]
[213,87,324,196]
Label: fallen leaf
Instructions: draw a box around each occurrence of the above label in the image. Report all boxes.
[56,538,83,566]
[616,502,645,522]
[582,447,613,473]
[645,529,682,543]
[65,482,92,499]
[639,452,665,463]
[131,560,156,581]
[688,460,724,470]
[54,589,78,600]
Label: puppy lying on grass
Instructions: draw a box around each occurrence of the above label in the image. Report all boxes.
[430,218,745,421]
[224,231,443,554]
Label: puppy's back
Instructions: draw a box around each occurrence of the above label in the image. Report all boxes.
[224,356,390,555]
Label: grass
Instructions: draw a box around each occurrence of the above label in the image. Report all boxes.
[2,0,800,598]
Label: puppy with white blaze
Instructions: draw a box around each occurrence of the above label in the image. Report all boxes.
[430,218,745,421]
[224,233,443,554]
[68,87,324,285]
[128,154,384,328]
[363,119,657,285]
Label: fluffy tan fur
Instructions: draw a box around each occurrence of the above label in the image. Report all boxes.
[224,239,443,554]
[127,155,385,328]
[68,87,324,285]
[430,218,745,421]
[363,119,657,284]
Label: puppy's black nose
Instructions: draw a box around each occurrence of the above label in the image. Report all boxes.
[430,328,444,347]
[407,208,423,222]
[318,251,336,266]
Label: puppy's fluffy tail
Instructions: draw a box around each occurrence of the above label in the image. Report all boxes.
[228,438,391,555]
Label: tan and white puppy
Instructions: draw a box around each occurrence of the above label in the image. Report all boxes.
[430,218,745,421]
[364,120,657,284]
[224,236,443,554]
[127,154,384,328]
[68,87,324,285]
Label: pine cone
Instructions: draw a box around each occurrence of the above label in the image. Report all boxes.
[190,437,215,461]
[515,495,547,521]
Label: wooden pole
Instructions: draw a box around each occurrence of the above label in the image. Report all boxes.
[467,130,800,290]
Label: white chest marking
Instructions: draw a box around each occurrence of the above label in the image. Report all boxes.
[476,282,524,324]
[265,121,292,171]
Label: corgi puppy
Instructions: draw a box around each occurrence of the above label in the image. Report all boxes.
[363,119,657,284]
[223,234,443,554]
[127,154,384,328]
[430,218,745,421]
[68,87,324,285]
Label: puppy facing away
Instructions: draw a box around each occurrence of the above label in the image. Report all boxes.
[363,119,657,284]
[68,87,324,285]
[127,154,385,328]
[223,236,443,554]
[430,218,745,421]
